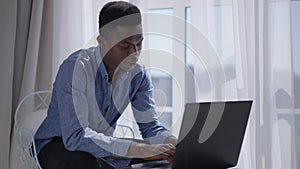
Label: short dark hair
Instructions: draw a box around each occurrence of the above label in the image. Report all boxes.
[99,1,141,34]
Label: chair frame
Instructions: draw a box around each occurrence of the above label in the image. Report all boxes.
[14,90,52,169]
[14,90,136,169]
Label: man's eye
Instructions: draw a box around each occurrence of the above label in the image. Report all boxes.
[137,42,142,47]
[119,43,130,48]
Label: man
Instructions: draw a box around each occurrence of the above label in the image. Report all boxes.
[34,1,177,169]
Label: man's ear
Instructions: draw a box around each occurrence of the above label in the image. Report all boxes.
[97,35,106,47]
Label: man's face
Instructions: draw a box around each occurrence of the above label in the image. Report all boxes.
[101,25,143,72]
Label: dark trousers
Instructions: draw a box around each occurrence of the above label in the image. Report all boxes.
[38,137,103,169]
[38,137,148,169]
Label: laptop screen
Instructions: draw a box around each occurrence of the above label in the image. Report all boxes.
[173,100,253,169]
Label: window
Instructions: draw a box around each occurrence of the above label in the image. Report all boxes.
[147,8,174,129]
[185,2,237,101]
[291,0,300,167]
[292,0,300,109]
[269,0,300,167]
[135,1,191,136]
[185,7,196,103]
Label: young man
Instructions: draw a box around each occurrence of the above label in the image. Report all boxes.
[34,1,177,169]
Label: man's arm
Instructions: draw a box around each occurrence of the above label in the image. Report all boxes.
[108,141,175,162]
[59,57,174,163]
[56,57,132,158]
[129,67,177,161]
[127,142,175,161]
[131,68,177,143]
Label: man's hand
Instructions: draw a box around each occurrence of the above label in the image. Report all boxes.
[127,142,176,162]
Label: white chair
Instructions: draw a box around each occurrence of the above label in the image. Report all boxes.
[14,90,136,169]
[14,90,52,169]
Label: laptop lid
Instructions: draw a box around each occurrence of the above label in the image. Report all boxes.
[172,100,253,169]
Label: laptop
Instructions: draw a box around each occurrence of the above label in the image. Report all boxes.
[125,100,253,169]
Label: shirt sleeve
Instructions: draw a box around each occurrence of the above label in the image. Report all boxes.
[55,56,132,158]
[130,68,174,144]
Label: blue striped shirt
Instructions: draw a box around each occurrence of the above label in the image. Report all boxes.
[34,46,173,167]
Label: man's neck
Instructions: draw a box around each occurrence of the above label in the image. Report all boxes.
[102,60,117,83]
[100,49,119,83]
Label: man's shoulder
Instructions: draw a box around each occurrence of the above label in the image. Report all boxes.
[66,46,98,61]
[133,63,144,71]
[54,47,99,85]
[129,64,151,81]
[61,46,99,68]
[64,50,81,62]
[132,64,146,75]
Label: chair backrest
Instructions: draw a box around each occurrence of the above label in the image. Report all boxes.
[14,90,52,169]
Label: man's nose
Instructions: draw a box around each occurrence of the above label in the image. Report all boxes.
[129,44,139,55]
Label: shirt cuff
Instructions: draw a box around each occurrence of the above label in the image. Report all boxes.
[112,138,133,156]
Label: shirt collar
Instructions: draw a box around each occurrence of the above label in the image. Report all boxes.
[96,46,109,79]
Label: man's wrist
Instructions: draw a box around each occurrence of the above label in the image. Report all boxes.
[163,136,178,146]
[127,142,148,158]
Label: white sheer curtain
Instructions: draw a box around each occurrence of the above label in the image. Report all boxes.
[190,0,298,168]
